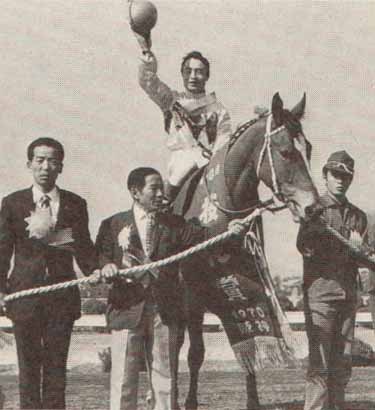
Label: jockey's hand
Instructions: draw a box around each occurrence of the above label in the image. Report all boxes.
[133,30,152,53]
[228,219,248,237]
[0,292,6,315]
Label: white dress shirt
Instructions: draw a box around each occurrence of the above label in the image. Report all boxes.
[32,185,60,226]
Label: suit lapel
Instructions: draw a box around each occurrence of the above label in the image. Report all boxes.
[21,189,36,234]
[126,210,145,261]
[24,188,35,212]
[55,189,70,230]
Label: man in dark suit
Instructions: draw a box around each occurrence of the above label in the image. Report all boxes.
[96,167,245,410]
[0,137,97,409]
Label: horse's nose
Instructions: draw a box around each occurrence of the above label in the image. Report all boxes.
[305,202,324,221]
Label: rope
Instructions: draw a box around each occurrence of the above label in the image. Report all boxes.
[5,204,374,305]
[319,219,375,269]
[4,203,274,304]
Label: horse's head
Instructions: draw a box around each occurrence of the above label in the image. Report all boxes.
[255,92,318,222]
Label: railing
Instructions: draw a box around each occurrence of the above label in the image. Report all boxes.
[0,312,373,331]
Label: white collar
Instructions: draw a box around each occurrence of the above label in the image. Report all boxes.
[32,185,59,204]
[183,90,206,99]
[133,202,150,220]
[180,91,217,112]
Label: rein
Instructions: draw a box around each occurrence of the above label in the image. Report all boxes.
[203,113,287,216]
[171,101,213,159]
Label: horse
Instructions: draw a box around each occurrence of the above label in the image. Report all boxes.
[171,92,319,410]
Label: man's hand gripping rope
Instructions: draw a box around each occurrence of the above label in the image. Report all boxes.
[3,201,276,305]
[4,197,375,306]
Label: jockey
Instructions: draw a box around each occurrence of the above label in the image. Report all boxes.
[133,31,232,202]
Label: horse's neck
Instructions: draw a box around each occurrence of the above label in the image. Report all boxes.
[223,120,265,208]
[176,118,266,234]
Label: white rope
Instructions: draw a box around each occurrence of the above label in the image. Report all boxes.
[320,219,375,269]
[4,204,274,304]
[5,212,374,309]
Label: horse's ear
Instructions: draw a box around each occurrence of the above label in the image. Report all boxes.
[291,93,306,120]
[272,92,283,125]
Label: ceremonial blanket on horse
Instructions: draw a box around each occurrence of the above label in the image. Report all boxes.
[175,142,299,373]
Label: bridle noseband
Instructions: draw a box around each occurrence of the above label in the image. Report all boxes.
[255,114,285,200]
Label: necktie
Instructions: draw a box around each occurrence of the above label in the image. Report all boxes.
[38,194,54,232]
[39,195,51,210]
[144,212,156,257]
[39,195,52,280]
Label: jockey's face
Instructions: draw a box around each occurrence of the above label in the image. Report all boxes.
[133,173,164,212]
[182,58,209,94]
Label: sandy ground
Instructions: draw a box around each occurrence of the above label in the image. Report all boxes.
[1,326,375,409]
[1,326,375,374]
[2,367,375,409]
[1,328,305,374]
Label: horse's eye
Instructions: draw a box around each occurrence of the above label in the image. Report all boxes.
[280,149,296,161]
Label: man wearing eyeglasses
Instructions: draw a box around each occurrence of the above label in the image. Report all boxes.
[297,150,368,410]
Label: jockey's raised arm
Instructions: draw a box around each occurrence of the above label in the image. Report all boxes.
[138,49,232,155]
[134,29,232,202]
[138,50,178,114]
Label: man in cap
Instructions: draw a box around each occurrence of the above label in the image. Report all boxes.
[297,150,368,410]
[132,30,232,203]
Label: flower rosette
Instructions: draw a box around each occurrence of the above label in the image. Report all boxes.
[24,208,54,242]
[118,224,132,253]
[118,224,139,269]
[24,208,74,250]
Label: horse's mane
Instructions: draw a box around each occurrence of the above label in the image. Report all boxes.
[228,108,303,149]
[175,105,308,216]
[227,117,259,150]
[226,108,309,162]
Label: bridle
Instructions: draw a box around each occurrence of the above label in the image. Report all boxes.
[255,114,285,200]
[203,113,288,216]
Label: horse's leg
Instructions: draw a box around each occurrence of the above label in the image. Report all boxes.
[214,312,261,410]
[185,303,205,410]
[171,322,186,410]
[246,372,260,410]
